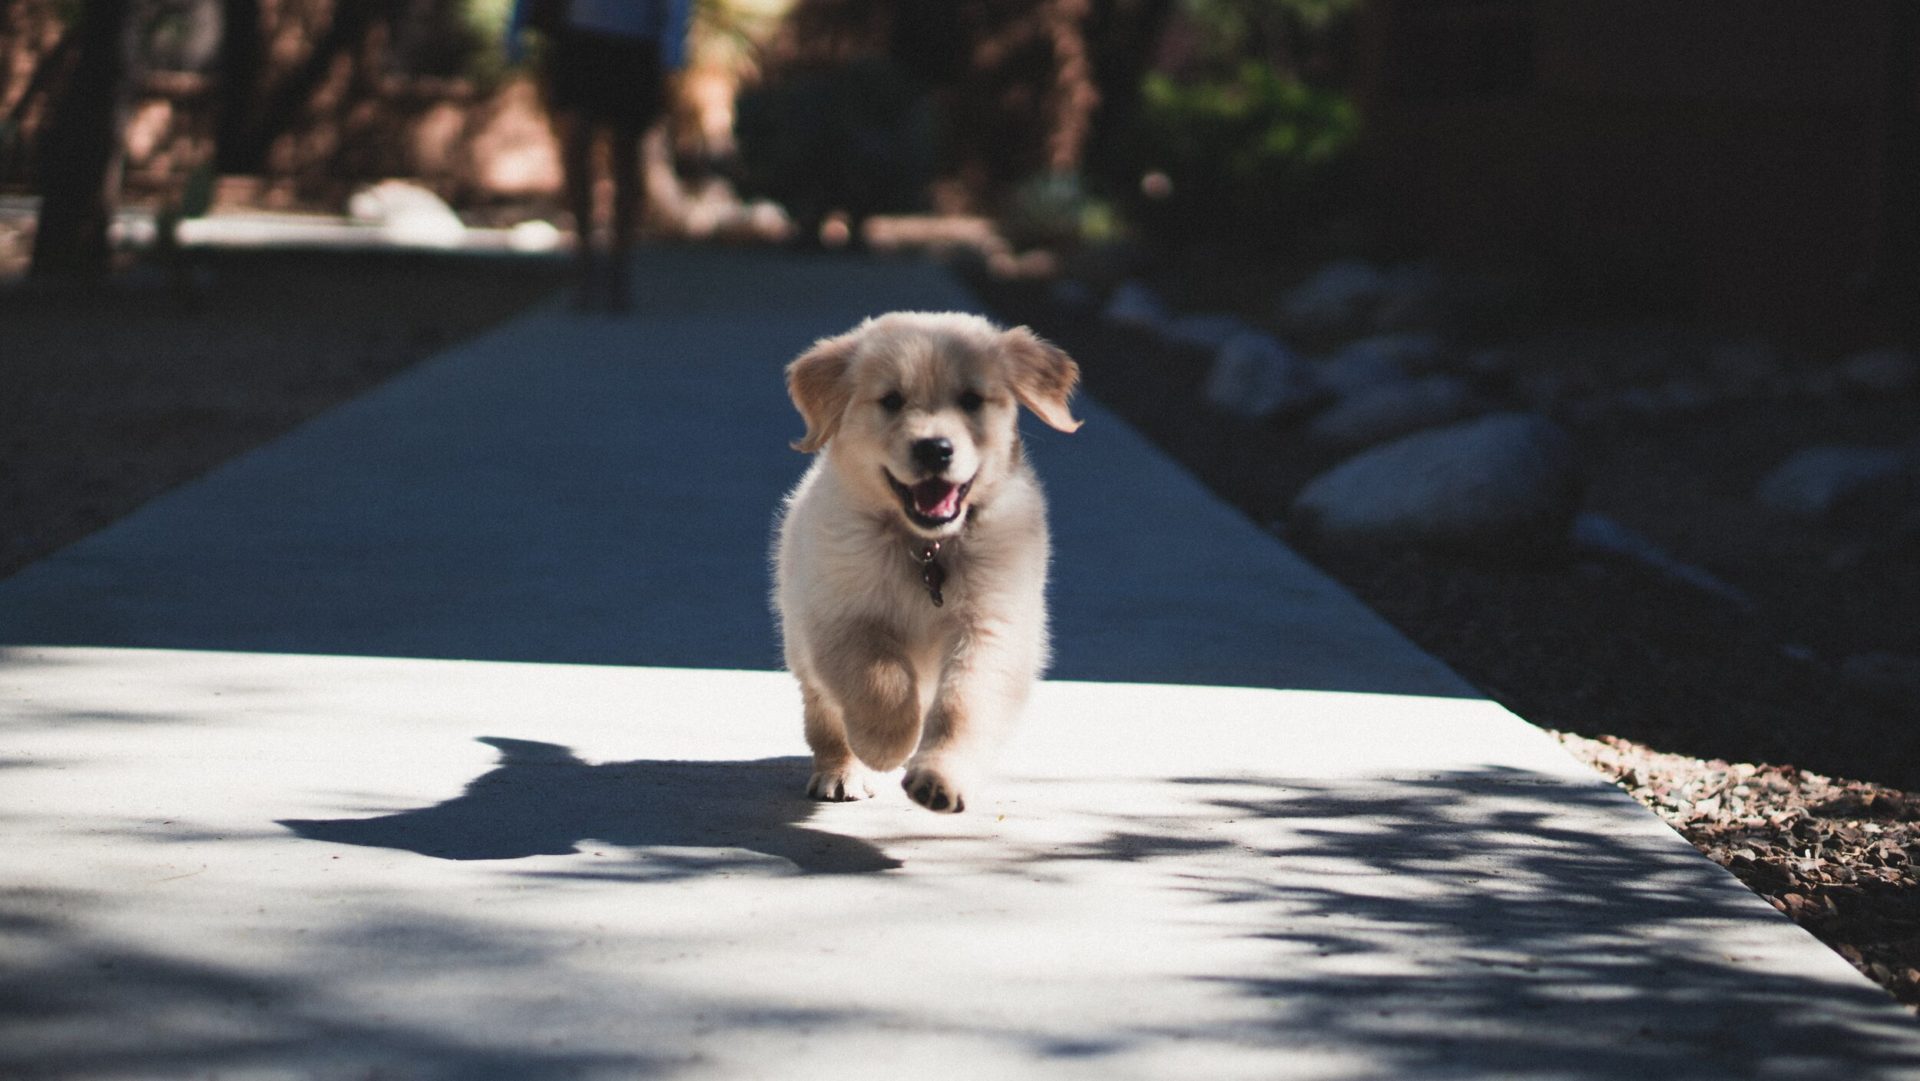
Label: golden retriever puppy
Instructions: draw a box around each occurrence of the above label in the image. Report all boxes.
[774,312,1081,813]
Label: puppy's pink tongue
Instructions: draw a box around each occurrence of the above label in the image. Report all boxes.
[912,480,960,519]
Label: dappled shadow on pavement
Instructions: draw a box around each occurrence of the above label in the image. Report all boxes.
[281,738,899,875]
[10,708,1920,1078]
[1037,768,1920,1077]
[274,755,1920,1075]
[0,886,855,1081]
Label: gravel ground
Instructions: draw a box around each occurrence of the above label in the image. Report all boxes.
[1561,731,1920,1006]
[4,238,1916,1012]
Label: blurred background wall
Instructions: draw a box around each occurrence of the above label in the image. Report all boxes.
[1358,0,1918,322]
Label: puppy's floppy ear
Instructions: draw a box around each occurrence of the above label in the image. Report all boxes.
[1001,326,1083,433]
[786,330,859,452]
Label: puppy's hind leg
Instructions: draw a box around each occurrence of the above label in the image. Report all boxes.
[801,682,875,802]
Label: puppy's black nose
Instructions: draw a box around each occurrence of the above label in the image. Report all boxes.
[911,437,955,473]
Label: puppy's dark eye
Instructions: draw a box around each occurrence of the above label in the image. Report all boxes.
[958,390,985,413]
[879,391,905,413]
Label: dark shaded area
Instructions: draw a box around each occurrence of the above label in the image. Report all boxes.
[734,57,937,235]
[969,272,1920,791]
[0,890,691,1081]
[1357,0,1919,331]
[0,248,570,578]
[746,0,1110,210]
[281,738,900,875]
[25,0,133,281]
[210,0,262,176]
[1078,0,1177,185]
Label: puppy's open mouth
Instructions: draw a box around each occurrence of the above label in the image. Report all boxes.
[886,472,974,530]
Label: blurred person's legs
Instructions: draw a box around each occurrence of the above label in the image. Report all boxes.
[545,29,664,313]
[557,111,600,309]
[607,122,644,312]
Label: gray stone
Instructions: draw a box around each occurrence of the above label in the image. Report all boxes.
[1781,644,1819,665]
[1831,461,1920,536]
[1290,413,1582,550]
[347,180,465,247]
[1100,280,1167,330]
[1840,652,1920,706]
[1307,375,1482,447]
[1755,446,1911,519]
[1278,259,1389,338]
[1315,333,1446,398]
[1348,332,1446,372]
[1161,312,1256,352]
[1839,347,1919,396]
[1314,356,1392,403]
[1047,278,1097,313]
[1570,513,1754,609]
[1607,378,1717,420]
[1316,350,1406,399]
[1202,332,1321,419]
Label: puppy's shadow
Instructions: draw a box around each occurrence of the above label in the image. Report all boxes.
[281,738,900,876]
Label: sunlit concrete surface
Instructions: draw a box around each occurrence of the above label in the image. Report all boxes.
[3,247,1919,1079]
[6,650,1919,1081]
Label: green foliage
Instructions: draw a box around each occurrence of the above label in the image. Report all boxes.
[1132,60,1359,245]
[1175,0,1360,76]
[1002,172,1121,250]
[466,0,516,47]
[456,0,518,86]
[1142,62,1356,179]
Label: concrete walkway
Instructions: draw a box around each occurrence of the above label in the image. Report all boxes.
[3,246,1916,1079]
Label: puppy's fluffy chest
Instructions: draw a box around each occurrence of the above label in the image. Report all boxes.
[779,458,1016,629]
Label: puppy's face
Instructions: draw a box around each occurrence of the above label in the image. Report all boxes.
[788,313,1081,539]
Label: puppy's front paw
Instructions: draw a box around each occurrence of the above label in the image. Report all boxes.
[902,762,971,814]
[807,765,875,802]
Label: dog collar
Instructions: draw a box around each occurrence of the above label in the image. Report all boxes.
[914,541,946,607]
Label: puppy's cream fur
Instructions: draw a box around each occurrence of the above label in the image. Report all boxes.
[773,312,1080,813]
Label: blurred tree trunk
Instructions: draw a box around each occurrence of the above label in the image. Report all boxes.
[212,0,382,177]
[212,0,261,175]
[1082,0,1175,188]
[3,26,78,134]
[29,0,137,282]
[919,0,1098,200]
